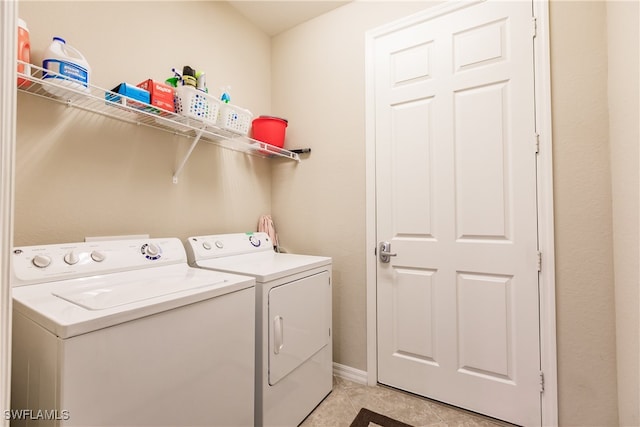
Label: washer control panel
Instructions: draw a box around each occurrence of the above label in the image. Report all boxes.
[186,232,273,261]
[12,237,186,287]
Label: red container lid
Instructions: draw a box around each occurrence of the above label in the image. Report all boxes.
[257,115,288,125]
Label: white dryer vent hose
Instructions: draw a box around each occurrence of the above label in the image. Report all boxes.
[258,214,279,252]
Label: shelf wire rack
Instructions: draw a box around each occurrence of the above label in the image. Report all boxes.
[16,61,300,183]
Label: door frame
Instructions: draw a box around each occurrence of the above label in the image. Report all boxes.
[364,1,558,425]
[0,1,17,424]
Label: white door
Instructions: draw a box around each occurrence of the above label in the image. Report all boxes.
[373,1,540,425]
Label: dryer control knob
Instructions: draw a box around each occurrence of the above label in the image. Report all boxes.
[249,235,261,247]
[32,254,51,268]
[91,250,106,262]
[215,240,224,249]
[202,242,212,250]
[64,251,80,265]
[143,243,160,258]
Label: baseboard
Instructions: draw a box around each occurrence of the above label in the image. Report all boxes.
[333,363,368,385]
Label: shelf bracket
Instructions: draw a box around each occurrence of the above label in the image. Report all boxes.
[172,128,205,184]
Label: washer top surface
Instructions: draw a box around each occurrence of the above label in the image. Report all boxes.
[186,232,331,282]
[11,238,255,338]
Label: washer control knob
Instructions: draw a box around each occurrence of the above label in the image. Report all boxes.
[64,251,80,265]
[91,251,106,262]
[203,242,212,250]
[32,254,52,268]
[141,243,161,260]
[215,240,224,249]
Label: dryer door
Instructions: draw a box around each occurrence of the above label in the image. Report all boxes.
[268,270,330,385]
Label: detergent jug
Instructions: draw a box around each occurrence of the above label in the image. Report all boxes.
[42,36,91,96]
[17,18,31,87]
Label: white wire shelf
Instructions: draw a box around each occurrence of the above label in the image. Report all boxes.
[16,61,300,183]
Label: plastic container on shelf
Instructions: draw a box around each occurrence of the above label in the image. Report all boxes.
[174,85,221,126]
[251,116,288,148]
[217,104,252,135]
[17,18,31,87]
[42,36,91,97]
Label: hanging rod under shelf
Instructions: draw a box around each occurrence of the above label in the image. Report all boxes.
[16,61,301,181]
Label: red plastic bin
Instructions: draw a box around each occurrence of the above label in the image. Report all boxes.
[251,116,288,148]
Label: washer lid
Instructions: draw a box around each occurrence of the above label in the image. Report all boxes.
[52,273,227,310]
[12,264,255,339]
[193,251,331,282]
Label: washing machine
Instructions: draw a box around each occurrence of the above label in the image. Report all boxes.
[10,237,256,427]
[185,232,332,427]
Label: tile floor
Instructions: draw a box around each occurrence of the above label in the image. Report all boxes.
[301,376,516,427]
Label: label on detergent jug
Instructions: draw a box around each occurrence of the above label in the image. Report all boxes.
[43,59,89,87]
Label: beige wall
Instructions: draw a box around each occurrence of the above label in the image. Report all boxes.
[15,1,273,246]
[607,1,640,425]
[273,1,630,425]
[271,0,437,372]
[550,1,622,425]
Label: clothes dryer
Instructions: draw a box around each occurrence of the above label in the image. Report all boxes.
[185,232,332,427]
[11,237,255,427]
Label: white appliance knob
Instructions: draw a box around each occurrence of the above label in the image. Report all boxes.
[249,235,261,247]
[215,240,224,249]
[203,242,212,250]
[64,251,80,265]
[91,250,106,262]
[32,254,51,268]
[145,243,159,257]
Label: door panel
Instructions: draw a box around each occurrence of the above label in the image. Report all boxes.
[393,268,436,362]
[455,82,510,240]
[453,17,507,72]
[391,99,433,237]
[374,1,540,425]
[457,272,513,380]
[268,271,330,385]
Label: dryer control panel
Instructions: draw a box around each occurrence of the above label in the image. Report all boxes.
[186,232,273,262]
[12,238,187,287]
